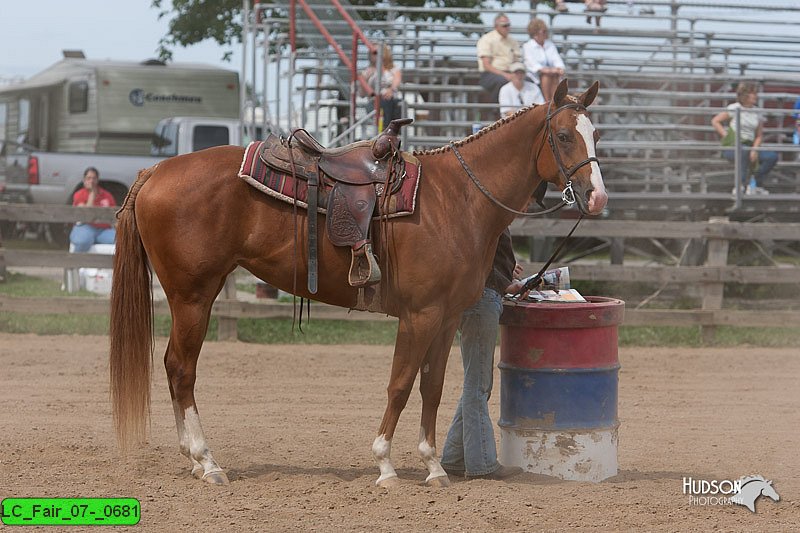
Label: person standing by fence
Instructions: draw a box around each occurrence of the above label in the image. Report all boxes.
[69,167,117,251]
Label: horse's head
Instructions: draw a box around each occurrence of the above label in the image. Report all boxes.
[536,79,608,215]
[761,480,780,502]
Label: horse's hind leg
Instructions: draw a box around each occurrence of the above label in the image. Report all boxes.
[164,291,229,485]
[417,318,460,487]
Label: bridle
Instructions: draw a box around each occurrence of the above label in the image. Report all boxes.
[450,100,599,217]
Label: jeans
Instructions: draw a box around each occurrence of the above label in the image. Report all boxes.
[441,287,503,476]
[380,97,402,126]
[721,148,778,187]
[69,224,116,252]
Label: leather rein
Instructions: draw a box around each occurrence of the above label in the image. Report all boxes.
[450,101,599,217]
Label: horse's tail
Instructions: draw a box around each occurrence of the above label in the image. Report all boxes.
[109,166,156,451]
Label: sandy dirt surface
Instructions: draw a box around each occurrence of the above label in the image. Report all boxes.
[0,333,798,531]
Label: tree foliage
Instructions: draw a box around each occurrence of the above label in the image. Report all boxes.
[151,0,550,62]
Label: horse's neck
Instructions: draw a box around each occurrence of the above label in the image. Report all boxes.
[435,107,546,236]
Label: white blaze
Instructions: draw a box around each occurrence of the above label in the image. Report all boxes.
[575,114,608,213]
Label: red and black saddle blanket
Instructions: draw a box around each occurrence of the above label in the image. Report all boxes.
[237,141,421,218]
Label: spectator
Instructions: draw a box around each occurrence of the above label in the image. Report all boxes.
[522,19,565,102]
[584,0,608,27]
[69,167,116,251]
[440,230,525,481]
[476,13,521,103]
[362,44,403,128]
[498,62,544,116]
[711,82,778,195]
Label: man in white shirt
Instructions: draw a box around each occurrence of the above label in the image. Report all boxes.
[476,13,521,102]
[522,19,565,101]
[498,62,544,117]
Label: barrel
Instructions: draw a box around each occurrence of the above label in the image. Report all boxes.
[497,296,625,482]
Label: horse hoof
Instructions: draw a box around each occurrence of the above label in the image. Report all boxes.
[202,470,230,485]
[376,476,400,489]
[425,475,451,488]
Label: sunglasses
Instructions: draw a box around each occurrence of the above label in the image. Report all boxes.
[498,23,511,28]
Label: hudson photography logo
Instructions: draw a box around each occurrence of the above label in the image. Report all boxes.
[683,475,780,513]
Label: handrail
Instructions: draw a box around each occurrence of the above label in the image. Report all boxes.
[290,0,379,132]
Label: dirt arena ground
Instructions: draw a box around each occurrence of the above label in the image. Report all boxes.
[0,333,797,531]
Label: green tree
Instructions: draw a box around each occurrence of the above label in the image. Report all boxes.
[151,0,547,61]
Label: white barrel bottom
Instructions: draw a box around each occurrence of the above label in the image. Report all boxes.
[499,426,618,482]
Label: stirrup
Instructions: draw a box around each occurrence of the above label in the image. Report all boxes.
[349,243,381,287]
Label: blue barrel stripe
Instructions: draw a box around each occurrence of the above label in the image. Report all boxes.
[498,362,619,430]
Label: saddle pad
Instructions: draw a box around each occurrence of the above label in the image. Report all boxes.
[238,141,421,218]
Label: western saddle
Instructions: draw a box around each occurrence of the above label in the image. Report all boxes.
[258,118,414,293]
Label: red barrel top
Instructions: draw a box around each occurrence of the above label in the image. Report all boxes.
[499,296,625,369]
[500,296,625,329]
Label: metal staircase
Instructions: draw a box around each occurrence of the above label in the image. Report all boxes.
[243,0,379,146]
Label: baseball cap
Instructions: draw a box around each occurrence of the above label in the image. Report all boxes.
[509,62,526,73]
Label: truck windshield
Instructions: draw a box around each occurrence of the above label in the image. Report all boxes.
[151,122,179,157]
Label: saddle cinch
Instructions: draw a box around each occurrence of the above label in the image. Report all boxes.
[258,118,414,293]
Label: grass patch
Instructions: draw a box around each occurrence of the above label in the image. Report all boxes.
[619,325,800,347]
[0,272,99,298]
[2,273,797,346]
[237,318,398,344]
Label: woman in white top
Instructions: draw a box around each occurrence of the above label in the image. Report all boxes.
[522,19,565,101]
[711,82,778,193]
[498,63,544,117]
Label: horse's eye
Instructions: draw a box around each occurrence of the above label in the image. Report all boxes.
[557,132,570,143]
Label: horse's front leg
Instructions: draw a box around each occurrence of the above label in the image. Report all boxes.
[417,317,461,487]
[372,309,442,487]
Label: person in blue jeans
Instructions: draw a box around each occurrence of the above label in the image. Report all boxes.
[441,229,526,480]
[711,82,778,194]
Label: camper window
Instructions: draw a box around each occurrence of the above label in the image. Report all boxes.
[68,81,89,114]
[192,125,230,152]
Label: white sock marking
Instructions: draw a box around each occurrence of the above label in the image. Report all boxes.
[418,426,447,482]
[372,434,398,485]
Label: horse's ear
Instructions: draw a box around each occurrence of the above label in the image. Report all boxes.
[553,78,569,106]
[580,81,600,108]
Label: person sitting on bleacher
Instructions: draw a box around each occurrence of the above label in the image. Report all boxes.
[498,62,544,117]
[522,19,565,102]
[476,13,521,103]
[69,167,117,251]
[711,82,778,195]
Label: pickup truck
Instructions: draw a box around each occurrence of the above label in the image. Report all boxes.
[1,116,246,206]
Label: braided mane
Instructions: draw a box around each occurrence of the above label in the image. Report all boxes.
[411,103,541,156]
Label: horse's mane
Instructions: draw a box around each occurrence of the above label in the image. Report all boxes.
[411,103,542,156]
[739,475,769,485]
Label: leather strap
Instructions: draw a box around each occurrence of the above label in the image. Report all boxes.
[307,169,319,294]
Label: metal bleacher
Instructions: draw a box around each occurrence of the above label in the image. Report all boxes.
[248,0,800,219]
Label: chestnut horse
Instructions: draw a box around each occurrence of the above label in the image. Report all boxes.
[109,80,607,488]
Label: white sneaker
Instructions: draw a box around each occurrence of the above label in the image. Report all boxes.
[754,186,770,195]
